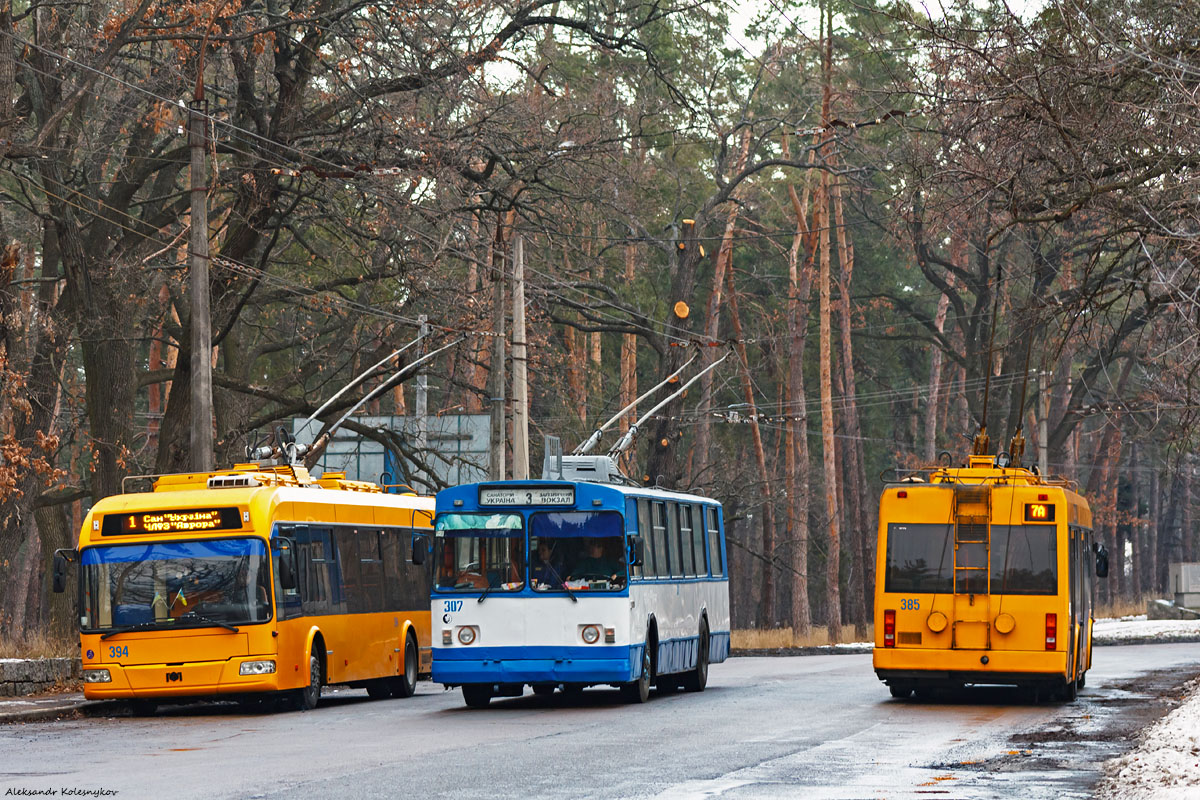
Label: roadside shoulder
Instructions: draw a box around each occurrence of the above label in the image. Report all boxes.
[1095,677,1200,799]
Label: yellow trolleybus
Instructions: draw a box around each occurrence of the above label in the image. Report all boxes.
[873,454,1108,701]
[54,462,434,712]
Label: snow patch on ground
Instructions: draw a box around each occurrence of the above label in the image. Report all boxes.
[1093,616,1200,643]
[1097,677,1200,800]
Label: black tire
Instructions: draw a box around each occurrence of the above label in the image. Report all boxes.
[532,684,556,697]
[390,633,418,698]
[889,685,913,699]
[621,642,653,703]
[295,653,322,711]
[681,621,710,692]
[462,684,491,708]
[128,699,158,716]
[1059,676,1078,702]
[366,680,393,700]
[1076,670,1086,690]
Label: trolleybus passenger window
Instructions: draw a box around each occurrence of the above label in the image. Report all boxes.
[707,507,724,577]
[689,505,707,576]
[637,498,654,577]
[667,503,683,578]
[884,523,954,594]
[652,502,669,578]
[989,524,1056,595]
[626,499,642,579]
[380,529,403,610]
[679,504,696,576]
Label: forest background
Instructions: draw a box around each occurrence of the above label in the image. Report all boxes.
[0,0,1197,647]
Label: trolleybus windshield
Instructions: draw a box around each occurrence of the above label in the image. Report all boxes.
[434,513,525,592]
[529,511,626,592]
[80,538,272,631]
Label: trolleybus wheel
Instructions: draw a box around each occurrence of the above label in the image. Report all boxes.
[462,684,492,708]
[681,620,709,692]
[1076,671,1086,691]
[1058,676,1078,702]
[366,680,392,700]
[888,685,912,699]
[621,643,653,703]
[532,684,556,697]
[390,633,419,698]
[296,653,322,711]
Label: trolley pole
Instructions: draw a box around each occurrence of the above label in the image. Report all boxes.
[188,97,213,472]
[512,235,529,479]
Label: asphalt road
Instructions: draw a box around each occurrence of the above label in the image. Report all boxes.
[1,643,1197,800]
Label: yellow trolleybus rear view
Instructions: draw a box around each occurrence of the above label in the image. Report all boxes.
[874,453,1109,701]
[54,461,434,712]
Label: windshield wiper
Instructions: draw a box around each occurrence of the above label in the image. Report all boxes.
[546,563,577,603]
[100,621,162,640]
[179,612,240,632]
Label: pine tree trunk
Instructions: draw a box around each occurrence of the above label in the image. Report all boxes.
[695,128,753,485]
[783,132,815,640]
[724,261,777,628]
[817,0,841,641]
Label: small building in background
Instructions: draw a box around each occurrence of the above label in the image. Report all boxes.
[1169,562,1200,610]
[292,414,490,493]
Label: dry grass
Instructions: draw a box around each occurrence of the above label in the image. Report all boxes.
[0,630,79,660]
[1095,593,1154,620]
[732,625,873,649]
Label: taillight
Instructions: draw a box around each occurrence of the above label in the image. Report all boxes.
[1045,613,1057,650]
[884,609,896,648]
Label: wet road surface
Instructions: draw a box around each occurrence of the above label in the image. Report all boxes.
[0,642,1196,799]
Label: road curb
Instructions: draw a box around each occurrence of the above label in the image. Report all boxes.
[0,699,124,725]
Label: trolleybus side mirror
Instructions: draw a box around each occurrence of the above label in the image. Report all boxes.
[277,538,298,590]
[1094,542,1109,578]
[628,535,645,567]
[411,533,427,566]
[52,548,76,594]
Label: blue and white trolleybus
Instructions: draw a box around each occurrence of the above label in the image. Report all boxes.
[431,455,730,707]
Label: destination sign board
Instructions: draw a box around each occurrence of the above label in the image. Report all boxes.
[102,507,243,536]
[478,486,575,507]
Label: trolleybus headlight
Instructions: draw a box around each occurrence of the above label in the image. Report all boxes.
[239,660,277,675]
[581,625,601,645]
[457,626,477,645]
[83,669,112,683]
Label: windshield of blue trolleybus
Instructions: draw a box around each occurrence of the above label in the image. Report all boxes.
[530,511,626,592]
[434,513,525,592]
[80,538,272,631]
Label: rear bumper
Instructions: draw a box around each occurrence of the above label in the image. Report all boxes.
[432,644,642,686]
[873,646,1067,686]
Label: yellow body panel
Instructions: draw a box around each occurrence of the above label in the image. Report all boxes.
[77,465,434,701]
[872,459,1095,690]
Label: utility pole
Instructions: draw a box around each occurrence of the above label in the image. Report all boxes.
[188,94,213,472]
[415,315,429,485]
[511,235,529,479]
[489,215,509,480]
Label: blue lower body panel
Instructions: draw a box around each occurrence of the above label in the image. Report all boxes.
[433,644,641,686]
